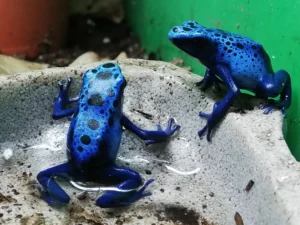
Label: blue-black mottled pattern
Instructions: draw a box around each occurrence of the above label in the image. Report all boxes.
[36,62,181,208]
[67,63,126,172]
[168,20,291,142]
[169,20,273,90]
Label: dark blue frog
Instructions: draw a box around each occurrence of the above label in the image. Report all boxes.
[37,62,181,208]
[168,20,291,141]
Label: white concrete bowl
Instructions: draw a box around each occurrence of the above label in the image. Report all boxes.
[0,59,299,225]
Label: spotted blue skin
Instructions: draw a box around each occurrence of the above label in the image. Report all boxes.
[36,62,181,208]
[168,20,292,142]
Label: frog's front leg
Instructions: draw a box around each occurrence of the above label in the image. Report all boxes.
[259,70,291,117]
[121,115,181,146]
[198,65,240,142]
[36,163,72,206]
[196,69,224,91]
[52,77,79,119]
[196,69,215,90]
[96,166,154,208]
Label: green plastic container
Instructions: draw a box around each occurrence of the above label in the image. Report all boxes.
[125,0,300,160]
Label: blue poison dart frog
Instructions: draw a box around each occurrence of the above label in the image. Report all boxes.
[168,20,291,141]
[36,62,181,208]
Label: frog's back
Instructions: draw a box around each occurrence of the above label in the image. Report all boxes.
[67,63,126,172]
[196,27,272,90]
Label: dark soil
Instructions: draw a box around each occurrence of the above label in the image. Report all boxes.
[32,14,154,67]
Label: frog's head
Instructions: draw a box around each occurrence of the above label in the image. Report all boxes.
[84,62,127,90]
[83,62,127,108]
[168,21,216,59]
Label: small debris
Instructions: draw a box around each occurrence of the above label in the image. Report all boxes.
[134,109,154,120]
[234,212,244,225]
[245,180,255,192]
[156,205,200,225]
[0,193,17,203]
[165,165,200,175]
[170,58,184,67]
[209,192,214,197]
[20,213,46,225]
[76,191,88,201]
[67,205,104,224]
[3,148,13,160]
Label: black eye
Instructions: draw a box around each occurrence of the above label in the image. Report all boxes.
[172,27,179,33]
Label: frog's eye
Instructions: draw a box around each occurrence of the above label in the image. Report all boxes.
[172,27,179,33]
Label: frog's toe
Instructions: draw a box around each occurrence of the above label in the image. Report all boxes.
[199,112,210,118]
[40,191,70,207]
[263,106,275,115]
[260,103,269,110]
[206,128,212,142]
[58,81,64,90]
[195,80,204,87]
[260,99,276,110]
[145,140,156,146]
[66,77,73,89]
[198,125,207,137]
[166,117,181,134]
[156,124,163,131]
[281,108,287,118]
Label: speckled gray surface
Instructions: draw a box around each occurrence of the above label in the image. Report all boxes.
[0,59,300,225]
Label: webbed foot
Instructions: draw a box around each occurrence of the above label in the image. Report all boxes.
[96,179,154,208]
[260,99,289,117]
[197,112,213,142]
[145,118,181,146]
[56,77,79,105]
[52,77,78,119]
[36,163,72,206]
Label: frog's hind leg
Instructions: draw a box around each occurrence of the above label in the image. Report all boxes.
[95,166,154,208]
[37,163,72,206]
[52,77,79,119]
[260,70,292,117]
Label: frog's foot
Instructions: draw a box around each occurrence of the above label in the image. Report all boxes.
[36,163,72,206]
[96,179,154,208]
[197,112,213,142]
[53,77,78,119]
[95,166,154,208]
[257,69,291,118]
[260,99,289,117]
[145,118,181,146]
[56,77,79,105]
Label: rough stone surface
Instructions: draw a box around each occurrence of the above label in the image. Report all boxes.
[0,59,299,225]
